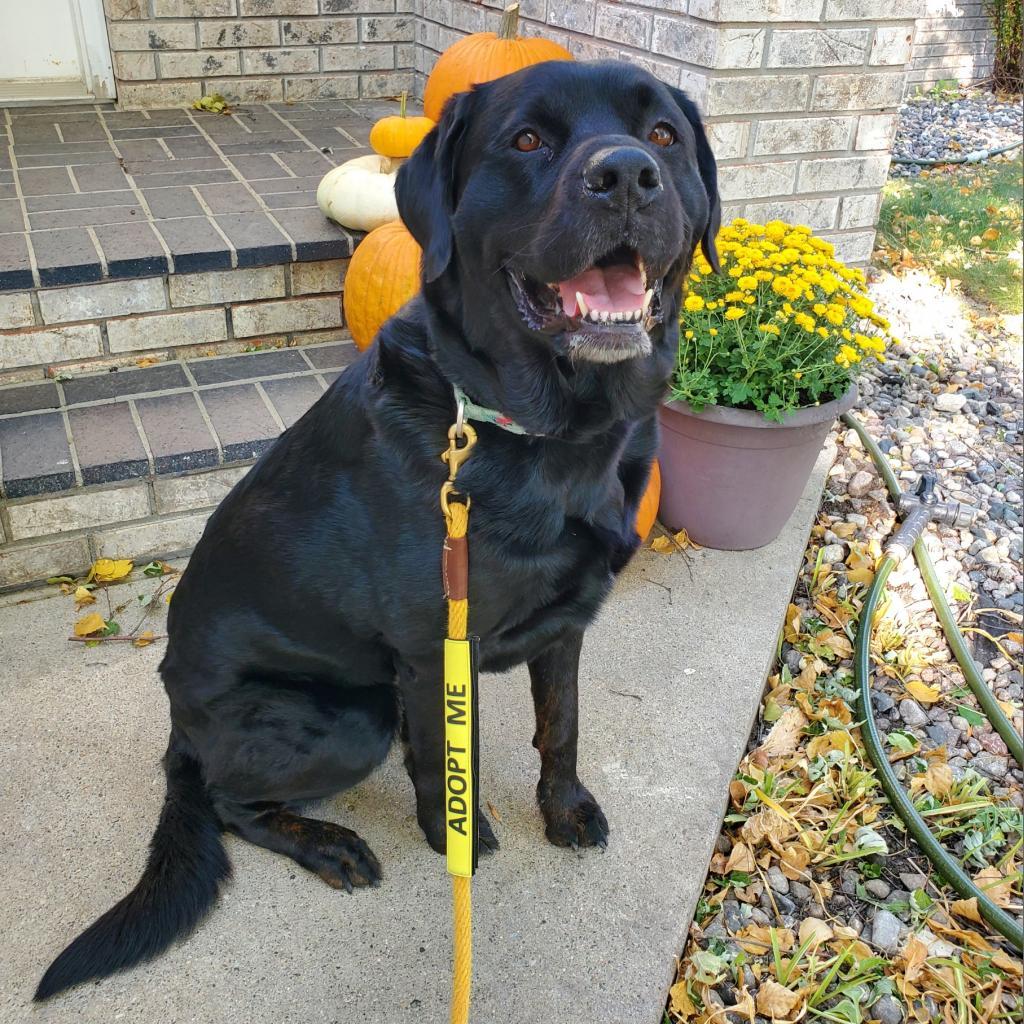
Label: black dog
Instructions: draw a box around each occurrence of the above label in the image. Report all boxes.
[36,59,719,999]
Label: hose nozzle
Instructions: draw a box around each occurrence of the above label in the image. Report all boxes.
[886,474,978,562]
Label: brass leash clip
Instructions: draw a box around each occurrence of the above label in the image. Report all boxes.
[440,422,477,520]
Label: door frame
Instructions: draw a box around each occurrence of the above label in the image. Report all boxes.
[72,0,117,100]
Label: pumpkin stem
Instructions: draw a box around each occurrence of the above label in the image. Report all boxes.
[498,2,520,41]
[399,90,407,119]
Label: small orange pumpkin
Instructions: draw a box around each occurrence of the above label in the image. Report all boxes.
[423,2,573,122]
[343,221,421,350]
[635,459,661,540]
[368,91,434,167]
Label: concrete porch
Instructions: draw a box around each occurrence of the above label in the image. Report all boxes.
[0,447,831,1024]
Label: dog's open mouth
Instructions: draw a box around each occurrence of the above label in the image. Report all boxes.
[507,245,664,362]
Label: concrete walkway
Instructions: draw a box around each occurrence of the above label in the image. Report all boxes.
[1,449,831,1024]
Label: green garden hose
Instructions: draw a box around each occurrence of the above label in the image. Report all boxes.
[841,412,1023,951]
[841,412,1023,764]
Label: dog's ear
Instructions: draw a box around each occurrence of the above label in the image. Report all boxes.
[395,90,475,283]
[668,87,721,273]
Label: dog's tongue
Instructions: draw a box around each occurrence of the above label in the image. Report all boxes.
[557,264,645,318]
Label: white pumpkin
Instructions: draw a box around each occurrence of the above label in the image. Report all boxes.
[317,154,402,233]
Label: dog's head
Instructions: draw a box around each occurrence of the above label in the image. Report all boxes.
[395,60,719,410]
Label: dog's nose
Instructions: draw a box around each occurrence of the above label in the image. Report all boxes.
[582,146,662,208]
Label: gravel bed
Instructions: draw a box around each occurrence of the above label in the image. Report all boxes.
[891,92,1023,176]
[837,267,1023,790]
[670,268,1022,1019]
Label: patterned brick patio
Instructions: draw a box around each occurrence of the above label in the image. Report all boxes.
[0,99,396,290]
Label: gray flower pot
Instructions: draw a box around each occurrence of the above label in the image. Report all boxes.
[657,384,857,551]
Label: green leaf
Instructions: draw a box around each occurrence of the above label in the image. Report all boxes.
[950,582,971,602]
[910,888,934,913]
[691,950,727,986]
[47,576,76,585]
[102,620,122,637]
[854,825,889,856]
[956,705,986,727]
[887,730,918,753]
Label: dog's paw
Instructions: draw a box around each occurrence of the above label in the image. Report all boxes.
[539,780,609,850]
[314,827,382,893]
[478,812,499,855]
[418,808,499,856]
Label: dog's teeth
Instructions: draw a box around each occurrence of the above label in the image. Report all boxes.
[639,258,647,289]
[575,292,589,319]
[600,311,610,323]
[642,289,654,316]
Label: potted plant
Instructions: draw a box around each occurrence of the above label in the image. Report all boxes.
[658,218,890,550]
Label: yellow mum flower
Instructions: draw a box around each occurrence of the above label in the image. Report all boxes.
[794,312,816,333]
[724,306,747,321]
[684,294,705,312]
[684,330,694,339]
[835,344,862,368]
[725,291,745,302]
[757,323,781,335]
[709,328,718,336]
[848,296,873,318]
[738,275,758,291]
[816,326,829,338]
[825,304,846,327]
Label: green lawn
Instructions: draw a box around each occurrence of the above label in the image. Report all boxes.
[877,156,1024,315]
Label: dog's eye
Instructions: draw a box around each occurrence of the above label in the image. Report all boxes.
[514,130,543,152]
[648,123,675,147]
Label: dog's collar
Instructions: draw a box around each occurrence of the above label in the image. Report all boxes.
[452,383,542,437]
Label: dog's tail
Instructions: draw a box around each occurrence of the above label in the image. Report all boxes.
[34,736,230,1001]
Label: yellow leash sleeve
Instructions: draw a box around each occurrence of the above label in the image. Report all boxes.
[441,424,478,1024]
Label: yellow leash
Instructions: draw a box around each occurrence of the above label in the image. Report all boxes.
[440,419,478,1024]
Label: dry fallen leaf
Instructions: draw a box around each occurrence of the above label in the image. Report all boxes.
[668,978,696,1018]
[973,864,1014,908]
[901,933,929,983]
[724,841,756,874]
[950,896,984,925]
[798,916,833,948]
[735,924,794,954]
[784,603,802,644]
[755,978,803,1019]
[73,585,96,609]
[780,844,811,881]
[923,762,953,798]
[756,707,808,759]
[73,612,107,637]
[740,808,793,850]
[133,630,156,648]
[89,558,133,583]
[905,679,941,704]
[806,729,855,760]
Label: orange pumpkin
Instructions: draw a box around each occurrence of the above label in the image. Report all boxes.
[368,91,434,166]
[423,2,573,122]
[635,459,661,540]
[343,222,421,350]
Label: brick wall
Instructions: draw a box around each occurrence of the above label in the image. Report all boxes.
[413,0,929,265]
[102,0,416,107]
[907,0,995,94]
[0,261,349,383]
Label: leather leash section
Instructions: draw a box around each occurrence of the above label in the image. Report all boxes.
[440,414,479,1024]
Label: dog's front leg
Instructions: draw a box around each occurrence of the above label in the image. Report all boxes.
[397,656,498,855]
[529,630,609,849]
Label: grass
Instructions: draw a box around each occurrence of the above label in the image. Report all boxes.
[877,156,1024,315]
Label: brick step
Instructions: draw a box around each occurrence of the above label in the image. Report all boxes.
[0,339,356,590]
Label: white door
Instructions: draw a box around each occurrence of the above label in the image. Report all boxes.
[0,0,115,103]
